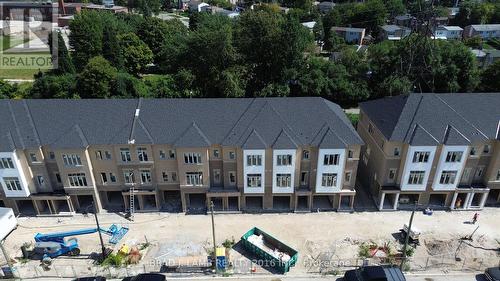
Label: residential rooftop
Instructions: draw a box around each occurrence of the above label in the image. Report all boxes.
[469,24,500,31]
[0,98,363,152]
[359,93,500,146]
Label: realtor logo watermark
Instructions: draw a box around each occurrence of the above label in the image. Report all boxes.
[0,2,57,70]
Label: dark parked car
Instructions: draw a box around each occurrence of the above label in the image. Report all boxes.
[73,277,106,281]
[485,267,500,281]
[122,273,166,281]
[343,266,406,281]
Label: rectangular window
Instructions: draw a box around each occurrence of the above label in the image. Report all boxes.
[388,169,397,182]
[110,173,116,183]
[229,151,235,160]
[213,169,221,184]
[168,150,176,159]
[55,173,62,183]
[246,155,262,166]
[277,154,292,166]
[123,170,134,184]
[96,151,103,160]
[3,177,22,191]
[140,170,151,184]
[496,170,500,181]
[29,153,38,162]
[101,172,108,184]
[439,170,457,184]
[213,149,220,158]
[394,147,400,156]
[470,147,477,156]
[186,172,203,186]
[445,151,463,163]
[36,176,45,187]
[171,172,177,182]
[475,167,484,179]
[276,173,291,187]
[321,173,337,187]
[345,172,351,183]
[137,147,149,162]
[159,150,166,160]
[408,171,425,185]
[247,174,262,187]
[62,154,82,166]
[120,148,131,162]
[105,151,112,160]
[461,168,471,182]
[162,172,169,182]
[229,171,236,185]
[300,171,308,185]
[348,150,354,159]
[412,151,430,163]
[68,173,87,187]
[0,158,14,169]
[323,154,340,165]
[483,144,491,154]
[368,123,374,134]
[184,153,202,164]
[302,150,309,160]
[49,152,55,160]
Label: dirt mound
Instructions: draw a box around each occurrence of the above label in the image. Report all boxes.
[424,239,455,255]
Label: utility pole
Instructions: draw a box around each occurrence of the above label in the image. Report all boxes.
[90,203,107,261]
[400,201,417,270]
[210,201,217,273]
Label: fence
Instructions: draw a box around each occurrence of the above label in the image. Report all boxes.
[10,254,499,279]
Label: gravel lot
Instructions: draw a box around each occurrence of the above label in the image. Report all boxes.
[2,208,499,277]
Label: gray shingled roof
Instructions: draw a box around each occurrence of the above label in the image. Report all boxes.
[0,97,363,151]
[359,93,500,145]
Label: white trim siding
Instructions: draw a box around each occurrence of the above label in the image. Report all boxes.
[272,149,296,193]
[433,145,468,190]
[401,146,437,191]
[243,150,265,194]
[315,149,346,193]
[0,151,30,197]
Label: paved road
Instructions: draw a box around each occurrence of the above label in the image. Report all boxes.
[17,273,484,281]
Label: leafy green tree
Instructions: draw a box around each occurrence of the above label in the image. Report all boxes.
[129,0,162,16]
[76,56,118,98]
[143,75,182,98]
[383,0,405,18]
[48,31,75,74]
[216,66,248,97]
[69,10,105,71]
[117,33,153,75]
[453,0,496,26]
[235,10,312,93]
[183,14,238,96]
[481,60,500,92]
[138,18,188,64]
[0,80,17,99]
[30,73,77,99]
[111,72,148,97]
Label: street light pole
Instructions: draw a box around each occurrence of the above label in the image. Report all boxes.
[210,201,217,273]
[400,201,417,270]
[89,203,107,261]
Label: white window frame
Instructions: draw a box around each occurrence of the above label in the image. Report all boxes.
[300,171,308,185]
[123,170,134,184]
[277,154,292,166]
[247,174,262,188]
[137,147,149,162]
[140,169,152,184]
[186,172,203,186]
[62,154,82,166]
[120,148,131,162]
[276,173,292,187]
[0,157,14,169]
[184,153,202,164]
[3,177,22,191]
[100,172,108,184]
[439,170,457,185]
[321,173,337,187]
[246,155,262,166]
[445,151,463,163]
[388,168,397,183]
[68,173,87,187]
[412,151,430,163]
[323,154,340,166]
[408,171,425,185]
[302,150,309,160]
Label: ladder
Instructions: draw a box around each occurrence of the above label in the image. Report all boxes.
[129,183,135,221]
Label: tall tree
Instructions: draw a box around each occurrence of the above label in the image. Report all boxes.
[138,18,187,64]
[481,60,500,92]
[76,56,118,98]
[48,31,75,74]
[117,33,153,76]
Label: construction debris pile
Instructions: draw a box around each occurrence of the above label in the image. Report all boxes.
[248,234,291,262]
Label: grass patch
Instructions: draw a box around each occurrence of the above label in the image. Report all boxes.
[0,35,29,51]
[346,112,359,127]
[0,68,44,80]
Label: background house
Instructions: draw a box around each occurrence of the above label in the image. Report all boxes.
[331,27,366,44]
[464,24,500,39]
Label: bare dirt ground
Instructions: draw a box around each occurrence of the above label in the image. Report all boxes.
[2,208,499,277]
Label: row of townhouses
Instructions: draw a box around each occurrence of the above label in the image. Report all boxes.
[0,98,362,215]
[0,94,498,216]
